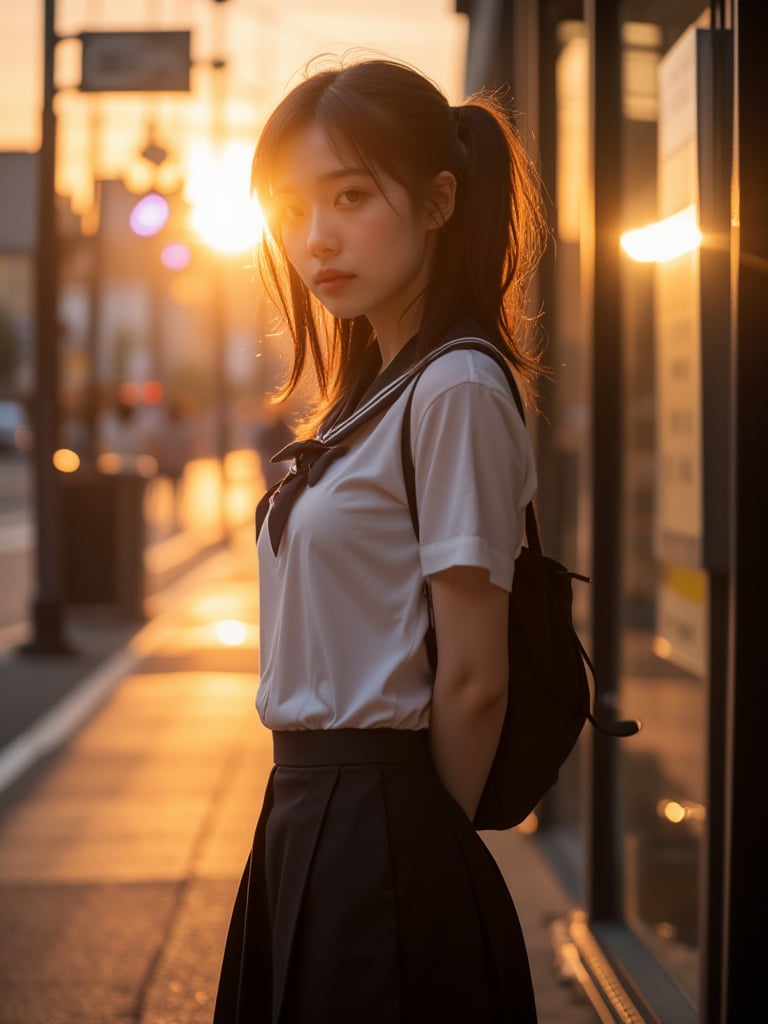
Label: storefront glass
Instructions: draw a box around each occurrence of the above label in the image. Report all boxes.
[551,5,710,1002]
[617,8,710,1004]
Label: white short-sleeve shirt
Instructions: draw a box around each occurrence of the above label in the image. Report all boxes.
[255,348,537,731]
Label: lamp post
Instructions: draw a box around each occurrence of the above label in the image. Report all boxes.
[22,0,71,654]
[211,0,230,541]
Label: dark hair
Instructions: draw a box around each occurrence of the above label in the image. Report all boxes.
[252,57,548,426]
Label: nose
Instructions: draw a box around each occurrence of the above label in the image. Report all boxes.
[306,207,339,256]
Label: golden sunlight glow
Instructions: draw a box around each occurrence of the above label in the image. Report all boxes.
[215,619,248,647]
[186,140,264,253]
[620,205,702,263]
[53,448,81,473]
[180,453,260,535]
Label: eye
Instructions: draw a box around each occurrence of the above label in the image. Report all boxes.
[337,188,365,207]
[280,203,304,222]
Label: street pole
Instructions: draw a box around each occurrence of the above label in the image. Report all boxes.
[83,179,103,464]
[22,0,71,655]
[211,0,230,541]
[212,246,230,543]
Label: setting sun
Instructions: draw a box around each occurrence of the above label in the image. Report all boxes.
[185,139,264,253]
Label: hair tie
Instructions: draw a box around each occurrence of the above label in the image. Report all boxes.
[448,105,467,175]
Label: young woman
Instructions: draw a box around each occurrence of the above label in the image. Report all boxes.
[214,57,547,1023]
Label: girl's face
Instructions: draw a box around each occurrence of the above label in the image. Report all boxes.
[271,122,438,346]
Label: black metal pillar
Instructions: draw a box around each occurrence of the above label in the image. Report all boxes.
[531,3,560,564]
[584,0,624,921]
[721,1,768,1018]
[696,27,734,1023]
[23,0,71,655]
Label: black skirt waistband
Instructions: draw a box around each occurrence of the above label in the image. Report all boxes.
[272,728,432,768]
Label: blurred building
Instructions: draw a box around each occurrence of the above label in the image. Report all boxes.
[2,154,289,459]
[456,1,765,1021]
[0,152,82,398]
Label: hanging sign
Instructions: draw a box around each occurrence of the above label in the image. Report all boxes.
[80,31,191,92]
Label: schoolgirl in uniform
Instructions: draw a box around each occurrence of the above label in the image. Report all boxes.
[213,57,546,1023]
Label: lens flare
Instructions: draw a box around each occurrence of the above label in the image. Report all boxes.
[621,205,702,263]
[186,141,264,253]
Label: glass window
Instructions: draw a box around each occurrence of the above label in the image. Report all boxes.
[618,8,711,1003]
[550,4,711,1001]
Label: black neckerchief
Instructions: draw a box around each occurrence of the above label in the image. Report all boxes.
[256,325,501,554]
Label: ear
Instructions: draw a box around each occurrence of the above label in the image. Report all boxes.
[426,171,457,229]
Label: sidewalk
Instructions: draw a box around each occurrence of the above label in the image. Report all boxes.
[0,519,227,790]
[0,530,600,1024]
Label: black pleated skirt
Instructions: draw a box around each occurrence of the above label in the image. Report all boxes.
[213,729,537,1023]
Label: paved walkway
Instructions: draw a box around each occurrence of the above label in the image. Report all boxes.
[0,530,600,1023]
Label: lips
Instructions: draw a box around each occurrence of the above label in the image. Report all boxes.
[314,269,354,287]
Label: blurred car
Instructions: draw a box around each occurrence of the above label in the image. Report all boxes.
[0,400,31,452]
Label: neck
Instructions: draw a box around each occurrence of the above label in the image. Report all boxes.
[370,302,425,371]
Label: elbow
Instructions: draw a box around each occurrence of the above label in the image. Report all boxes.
[436,665,508,716]
[473,675,508,716]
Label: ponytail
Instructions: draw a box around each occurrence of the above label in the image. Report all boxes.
[420,93,549,400]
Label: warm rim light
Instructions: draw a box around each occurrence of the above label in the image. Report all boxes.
[186,141,264,253]
[621,205,702,263]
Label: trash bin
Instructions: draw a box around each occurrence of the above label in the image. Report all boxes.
[57,469,149,619]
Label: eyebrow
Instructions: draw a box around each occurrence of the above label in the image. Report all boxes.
[272,166,375,195]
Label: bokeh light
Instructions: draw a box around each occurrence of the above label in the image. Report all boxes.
[215,619,248,647]
[143,379,164,404]
[161,242,192,271]
[53,448,80,473]
[129,192,170,237]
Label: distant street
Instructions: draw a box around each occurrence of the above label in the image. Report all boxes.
[0,450,265,654]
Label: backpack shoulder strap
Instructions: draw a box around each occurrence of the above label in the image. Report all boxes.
[400,338,541,552]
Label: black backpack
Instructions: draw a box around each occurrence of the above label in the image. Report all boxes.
[256,333,640,832]
[400,339,640,830]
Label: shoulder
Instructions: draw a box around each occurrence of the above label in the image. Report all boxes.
[412,344,518,416]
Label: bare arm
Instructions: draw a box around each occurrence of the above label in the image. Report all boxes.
[428,565,509,821]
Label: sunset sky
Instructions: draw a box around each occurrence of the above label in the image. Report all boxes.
[0,0,468,244]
